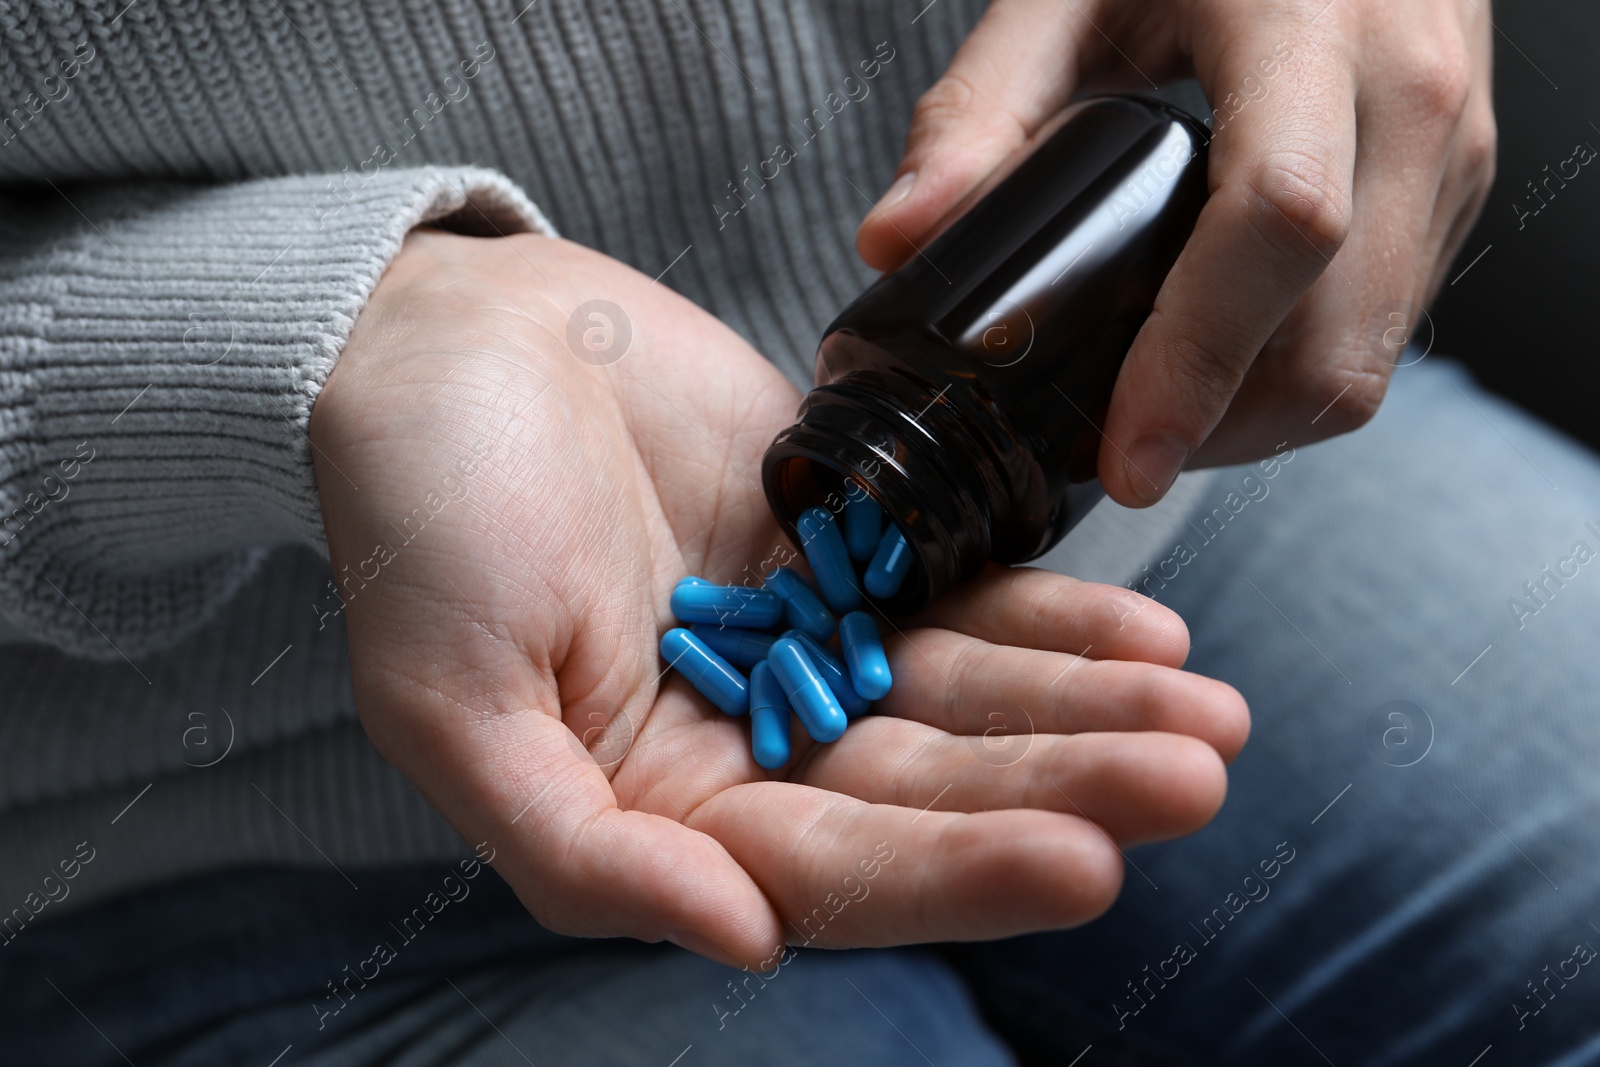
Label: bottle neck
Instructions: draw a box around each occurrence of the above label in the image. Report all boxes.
[761,368,1002,611]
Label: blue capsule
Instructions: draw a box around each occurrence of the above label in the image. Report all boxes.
[767,638,848,743]
[689,624,777,669]
[660,627,749,716]
[843,491,883,563]
[784,629,871,718]
[838,611,892,700]
[796,506,862,613]
[748,661,793,770]
[864,525,913,599]
[764,567,836,642]
[669,581,784,629]
[676,576,712,587]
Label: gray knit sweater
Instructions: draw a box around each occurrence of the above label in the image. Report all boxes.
[0,0,1214,923]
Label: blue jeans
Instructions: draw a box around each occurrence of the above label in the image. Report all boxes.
[8,358,1600,1065]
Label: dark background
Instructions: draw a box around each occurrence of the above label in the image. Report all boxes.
[1432,0,1599,449]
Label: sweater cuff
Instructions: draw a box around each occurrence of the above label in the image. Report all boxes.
[0,166,553,660]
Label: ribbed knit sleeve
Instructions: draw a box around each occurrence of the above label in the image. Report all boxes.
[0,166,553,661]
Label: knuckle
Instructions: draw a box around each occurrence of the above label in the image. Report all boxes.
[1009,577,1062,645]
[1460,109,1499,187]
[1203,684,1252,762]
[943,633,993,697]
[1160,323,1256,417]
[1245,151,1352,259]
[1093,586,1147,634]
[908,73,982,135]
[1400,40,1474,124]
[905,72,1028,163]
[1305,361,1389,433]
[1129,663,1189,720]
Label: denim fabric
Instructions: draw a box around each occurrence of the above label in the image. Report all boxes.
[0,863,1014,1066]
[960,357,1600,1065]
[7,357,1599,1066]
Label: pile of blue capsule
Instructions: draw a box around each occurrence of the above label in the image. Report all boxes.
[658,494,914,769]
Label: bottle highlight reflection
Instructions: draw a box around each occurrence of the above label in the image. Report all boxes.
[763,94,1211,612]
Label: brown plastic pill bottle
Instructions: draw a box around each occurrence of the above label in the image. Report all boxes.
[761,93,1211,612]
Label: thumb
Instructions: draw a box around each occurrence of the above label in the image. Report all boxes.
[855,0,1091,271]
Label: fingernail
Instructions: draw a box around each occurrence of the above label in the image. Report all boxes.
[1124,433,1190,504]
[871,170,916,215]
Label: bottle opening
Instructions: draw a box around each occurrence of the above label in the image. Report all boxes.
[764,452,931,613]
[762,373,995,612]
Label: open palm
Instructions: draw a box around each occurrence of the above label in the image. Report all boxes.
[311,230,1248,968]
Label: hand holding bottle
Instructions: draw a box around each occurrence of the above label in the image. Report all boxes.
[857,0,1495,504]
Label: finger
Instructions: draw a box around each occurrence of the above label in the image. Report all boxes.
[1195,9,1476,464]
[908,563,1190,667]
[1100,19,1357,505]
[878,628,1249,761]
[1421,97,1496,304]
[349,652,786,969]
[689,780,1124,947]
[800,714,1228,845]
[856,0,1090,271]
[1421,18,1497,303]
